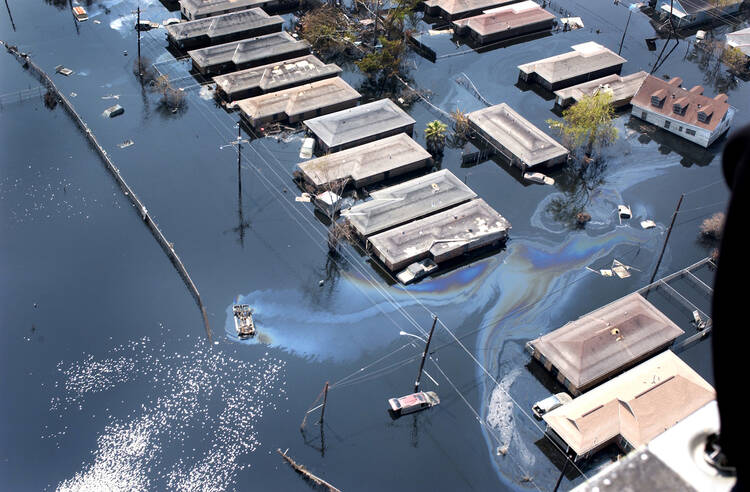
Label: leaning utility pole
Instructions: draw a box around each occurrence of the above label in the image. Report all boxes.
[136,4,142,77]
[414,315,438,393]
[650,193,685,285]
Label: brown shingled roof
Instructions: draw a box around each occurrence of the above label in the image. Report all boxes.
[631,75,730,132]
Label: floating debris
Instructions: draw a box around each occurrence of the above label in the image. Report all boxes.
[560,17,584,30]
[55,65,73,76]
[117,139,134,149]
[70,92,77,98]
[294,193,311,203]
[611,259,631,279]
[640,219,656,229]
[72,5,88,22]
[102,94,120,100]
[617,204,632,220]
[92,19,101,24]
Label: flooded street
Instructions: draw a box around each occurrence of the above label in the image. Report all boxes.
[1,0,747,490]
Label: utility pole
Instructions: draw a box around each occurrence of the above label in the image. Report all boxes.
[136,4,142,77]
[4,0,16,32]
[319,381,329,425]
[618,9,632,56]
[220,122,250,246]
[414,315,438,393]
[649,193,684,285]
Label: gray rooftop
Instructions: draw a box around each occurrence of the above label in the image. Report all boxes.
[303,99,416,150]
[369,198,510,271]
[468,103,568,168]
[234,77,360,125]
[518,42,626,85]
[423,0,519,18]
[554,71,648,107]
[180,0,265,17]
[188,32,311,71]
[343,169,476,237]
[298,133,431,191]
[212,55,342,99]
[166,9,283,44]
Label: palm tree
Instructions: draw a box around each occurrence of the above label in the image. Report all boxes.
[424,120,448,155]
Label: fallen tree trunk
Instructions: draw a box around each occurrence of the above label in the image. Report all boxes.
[277,448,341,492]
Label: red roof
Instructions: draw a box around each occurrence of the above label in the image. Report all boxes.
[631,75,730,132]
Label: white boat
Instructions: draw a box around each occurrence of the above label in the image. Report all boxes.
[388,391,440,416]
[523,172,555,185]
[396,258,438,284]
[72,6,88,21]
[618,204,632,219]
[299,137,315,159]
[103,104,124,118]
[233,304,255,338]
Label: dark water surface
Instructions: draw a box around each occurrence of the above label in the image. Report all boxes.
[1,0,748,490]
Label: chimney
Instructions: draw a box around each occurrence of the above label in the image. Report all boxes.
[667,77,683,87]
[689,85,704,95]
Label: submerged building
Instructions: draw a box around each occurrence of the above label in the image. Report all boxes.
[235,77,360,128]
[297,133,431,192]
[527,293,684,395]
[368,198,510,272]
[213,55,342,101]
[343,169,476,238]
[452,1,555,45]
[423,0,520,20]
[468,103,568,170]
[630,75,735,148]
[553,71,649,108]
[656,0,743,29]
[167,9,283,50]
[179,0,296,20]
[517,41,626,91]
[303,99,416,153]
[543,350,716,460]
[188,32,311,75]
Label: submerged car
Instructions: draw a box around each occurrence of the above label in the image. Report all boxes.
[388,391,440,416]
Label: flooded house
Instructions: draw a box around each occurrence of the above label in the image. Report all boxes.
[297,133,431,193]
[166,9,284,50]
[553,71,649,108]
[188,32,311,75]
[543,350,716,461]
[343,169,477,238]
[656,0,743,29]
[452,1,555,45]
[526,293,684,395]
[422,0,522,21]
[367,198,510,273]
[179,0,293,20]
[467,103,568,170]
[726,26,750,59]
[212,55,342,101]
[630,75,735,148]
[517,41,626,91]
[234,77,360,129]
[303,99,416,153]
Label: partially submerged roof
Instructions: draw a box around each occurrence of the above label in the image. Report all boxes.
[298,133,431,191]
[726,26,750,56]
[423,0,519,18]
[234,77,360,125]
[468,103,568,168]
[179,0,264,17]
[518,41,626,86]
[188,32,311,70]
[631,75,731,132]
[303,99,416,150]
[452,1,555,38]
[369,198,510,271]
[166,8,283,44]
[212,55,342,99]
[528,293,684,392]
[554,71,648,107]
[673,0,742,15]
[343,169,477,237]
[543,350,715,457]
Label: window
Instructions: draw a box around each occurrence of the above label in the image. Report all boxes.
[641,111,647,119]
[686,128,696,136]
[664,120,671,129]
[679,126,683,132]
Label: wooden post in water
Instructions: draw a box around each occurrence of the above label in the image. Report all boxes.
[414,315,438,393]
[649,193,684,285]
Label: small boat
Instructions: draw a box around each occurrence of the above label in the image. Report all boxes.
[388,391,440,416]
[617,204,632,219]
[397,258,438,284]
[299,137,315,159]
[523,171,555,185]
[72,6,88,21]
[233,304,256,338]
[532,392,572,419]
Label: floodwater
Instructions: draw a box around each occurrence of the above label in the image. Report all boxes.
[1,0,747,490]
